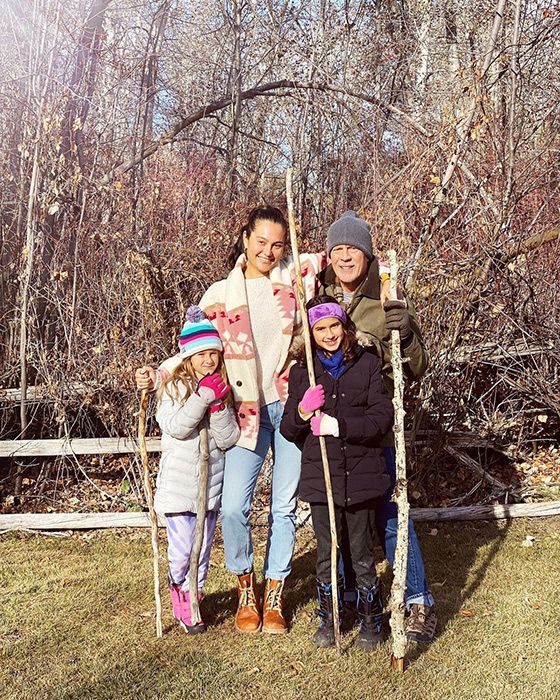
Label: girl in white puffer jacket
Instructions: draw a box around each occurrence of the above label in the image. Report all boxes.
[155,306,239,634]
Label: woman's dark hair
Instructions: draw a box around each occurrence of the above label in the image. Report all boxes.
[227,205,288,270]
[295,294,359,365]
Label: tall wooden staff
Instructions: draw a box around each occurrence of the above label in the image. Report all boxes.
[286,168,341,653]
[188,424,210,624]
[387,250,410,671]
[138,388,163,638]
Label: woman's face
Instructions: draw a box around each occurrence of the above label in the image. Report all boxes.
[243,219,286,277]
[312,317,344,355]
[190,350,220,379]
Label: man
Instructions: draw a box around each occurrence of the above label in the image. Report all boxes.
[318,210,436,643]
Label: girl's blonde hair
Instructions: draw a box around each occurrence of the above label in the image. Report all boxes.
[157,352,230,406]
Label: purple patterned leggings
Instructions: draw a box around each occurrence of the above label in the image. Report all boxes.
[165,511,218,593]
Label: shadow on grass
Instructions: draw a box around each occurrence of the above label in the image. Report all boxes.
[404,517,512,665]
[57,645,241,700]
[155,512,514,666]
[197,581,238,629]
[281,514,514,665]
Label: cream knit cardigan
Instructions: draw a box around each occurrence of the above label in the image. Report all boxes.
[160,252,325,450]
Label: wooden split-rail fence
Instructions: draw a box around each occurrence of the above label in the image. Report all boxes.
[1,390,559,531]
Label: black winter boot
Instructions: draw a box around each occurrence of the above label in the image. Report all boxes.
[313,579,343,648]
[355,581,385,651]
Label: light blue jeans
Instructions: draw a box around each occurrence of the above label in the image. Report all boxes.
[376,447,434,608]
[220,401,301,580]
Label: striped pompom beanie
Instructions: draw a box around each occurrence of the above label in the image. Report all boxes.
[178,306,223,358]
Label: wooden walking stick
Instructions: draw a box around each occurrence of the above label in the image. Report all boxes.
[387,250,410,671]
[286,168,341,653]
[188,424,210,625]
[138,388,163,638]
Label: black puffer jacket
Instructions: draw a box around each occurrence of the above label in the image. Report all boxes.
[280,348,393,507]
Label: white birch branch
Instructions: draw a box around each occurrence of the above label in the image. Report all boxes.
[387,250,410,671]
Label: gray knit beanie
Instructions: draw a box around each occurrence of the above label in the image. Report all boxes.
[326,210,373,260]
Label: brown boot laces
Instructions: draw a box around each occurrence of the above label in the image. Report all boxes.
[265,582,284,612]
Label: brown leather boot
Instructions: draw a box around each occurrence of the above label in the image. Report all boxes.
[262,578,288,634]
[235,572,261,633]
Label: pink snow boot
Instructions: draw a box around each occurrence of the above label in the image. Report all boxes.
[178,590,206,635]
[169,582,183,621]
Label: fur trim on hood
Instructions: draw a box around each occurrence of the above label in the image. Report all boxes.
[288,328,374,368]
[356,330,375,347]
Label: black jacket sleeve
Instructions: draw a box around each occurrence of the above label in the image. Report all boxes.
[280,365,311,445]
[338,355,394,445]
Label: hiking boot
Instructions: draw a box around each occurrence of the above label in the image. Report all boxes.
[355,582,385,651]
[313,579,342,648]
[343,588,358,629]
[406,603,437,643]
[262,579,288,634]
[235,571,261,633]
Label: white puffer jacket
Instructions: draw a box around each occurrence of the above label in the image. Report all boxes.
[154,384,240,514]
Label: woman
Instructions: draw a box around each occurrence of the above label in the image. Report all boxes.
[137,206,325,634]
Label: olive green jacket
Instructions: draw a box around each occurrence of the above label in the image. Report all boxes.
[317,258,428,400]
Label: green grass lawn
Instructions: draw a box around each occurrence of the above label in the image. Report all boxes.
[1,518,559,700]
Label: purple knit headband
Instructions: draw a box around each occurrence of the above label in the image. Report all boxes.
[308,302,347,329]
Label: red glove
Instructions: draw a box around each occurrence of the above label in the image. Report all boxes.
[197,373,231,404]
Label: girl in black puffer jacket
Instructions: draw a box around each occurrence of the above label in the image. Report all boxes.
[280,295,393,650]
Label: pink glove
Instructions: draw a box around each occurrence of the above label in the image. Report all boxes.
[299,385,325,415]
[310,412,339,437]
[197,373,231,404]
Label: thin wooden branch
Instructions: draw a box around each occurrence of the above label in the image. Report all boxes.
[100,82,429,185]
[502,0,523,218]
[418,228,560,299]
[444,445,510,493]
[444,340,556,365]
[286,168,341,653]
[387,251,409,671]
[188,425,209,625]
[138,389,162,638]
[406,0,508,290]
[499,228,560,263]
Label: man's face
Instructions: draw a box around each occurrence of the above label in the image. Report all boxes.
[329,245,369,292]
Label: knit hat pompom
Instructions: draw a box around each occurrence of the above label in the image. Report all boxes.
[327,210,373,260]
[185,305,206,323]
[178,306,223,358]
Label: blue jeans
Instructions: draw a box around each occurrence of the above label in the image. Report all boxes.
[220,401,301,580]
[341,447,434,608]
